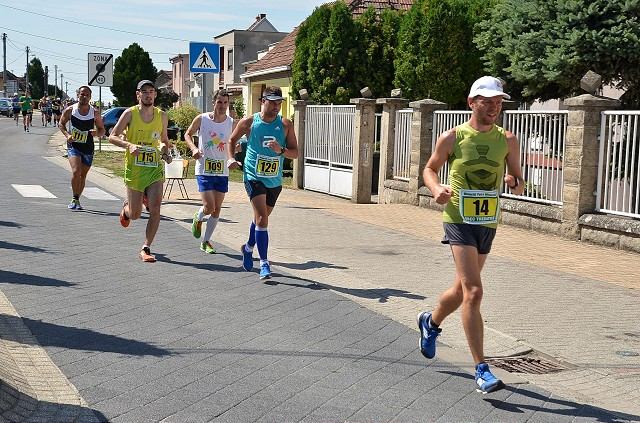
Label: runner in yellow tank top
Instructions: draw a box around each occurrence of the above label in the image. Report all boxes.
[418,76,525,394]
[108,80,173,263]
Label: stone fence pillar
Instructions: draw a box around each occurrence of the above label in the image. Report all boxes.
[561,94,620,238]
[292,100,312,189]
[408,99,448,205]
[350,98,377,203]
[376,98,409,203]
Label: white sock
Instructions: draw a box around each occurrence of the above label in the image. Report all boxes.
[196,206,206,221]
[203,216,218,242]
[244,244,253,253]
[260,259,269,266]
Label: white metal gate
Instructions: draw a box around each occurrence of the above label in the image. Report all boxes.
[304,105,355,198]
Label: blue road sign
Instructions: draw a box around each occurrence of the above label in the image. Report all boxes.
[189,42,219,73]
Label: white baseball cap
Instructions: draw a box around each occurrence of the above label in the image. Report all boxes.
[468,76,510,99]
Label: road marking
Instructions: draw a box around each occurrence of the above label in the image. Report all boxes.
[82,187,119,201]
[11,184,57,198]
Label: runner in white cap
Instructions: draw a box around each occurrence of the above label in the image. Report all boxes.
[417,76,525,393]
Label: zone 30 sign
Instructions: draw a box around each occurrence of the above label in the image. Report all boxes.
[87,53,114,87]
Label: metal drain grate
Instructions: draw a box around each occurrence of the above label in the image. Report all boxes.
[485,353,571,375]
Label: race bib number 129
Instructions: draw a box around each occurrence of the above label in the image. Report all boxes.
[256,155,279,178]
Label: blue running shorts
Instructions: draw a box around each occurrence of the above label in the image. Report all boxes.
[67,145,94,167]
[196,175,229,193]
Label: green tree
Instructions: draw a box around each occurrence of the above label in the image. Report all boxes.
[475,0,640,107]
[156,89,179,110]
[394,0,492,106]
[293,1,362,104]
[353,8,403,98]
[27,57,45,99]
[232,96,245,118]
[112,43,157,106]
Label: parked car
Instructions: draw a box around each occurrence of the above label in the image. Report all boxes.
[0,98,13,117]
[101,106,126,135]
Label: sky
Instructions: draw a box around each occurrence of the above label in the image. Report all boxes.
[0,0,328,103]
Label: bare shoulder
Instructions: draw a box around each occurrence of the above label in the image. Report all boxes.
[505,130,518,143]
[437,128,457,145]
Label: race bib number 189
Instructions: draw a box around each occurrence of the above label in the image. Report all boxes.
[460,189,499,225]
[134,146,158,168]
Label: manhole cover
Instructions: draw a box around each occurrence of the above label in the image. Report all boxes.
[486,353,571,375]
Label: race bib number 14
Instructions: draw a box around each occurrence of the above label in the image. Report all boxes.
[460,189,499,225]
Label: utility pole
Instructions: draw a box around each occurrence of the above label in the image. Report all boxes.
[2,33,6,96]
[60,73,64,98]
[44,65,48,96]
[54,65,57,98]
[25,46,29,93]
[65,81,68,97]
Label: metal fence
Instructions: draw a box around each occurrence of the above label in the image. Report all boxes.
[597,111,640,218]
[503,110,568,205]
[393,109,413,181]
[304,105,355,167]
[432,111,472,184]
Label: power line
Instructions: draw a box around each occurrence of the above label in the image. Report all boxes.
[0,3,190,42]
[0,26,178,55]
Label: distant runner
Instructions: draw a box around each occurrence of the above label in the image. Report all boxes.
[58,86,105,211]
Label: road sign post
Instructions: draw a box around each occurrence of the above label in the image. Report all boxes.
[88,53,113,87]
[189,42,219,113]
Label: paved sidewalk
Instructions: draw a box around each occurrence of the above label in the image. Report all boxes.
[54,133,640,416]
[0,129,638,422]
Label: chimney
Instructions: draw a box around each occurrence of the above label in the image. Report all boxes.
[256,13,266,21]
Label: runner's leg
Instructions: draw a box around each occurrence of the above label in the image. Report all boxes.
[449,245,488,364]
[143,180,164,247]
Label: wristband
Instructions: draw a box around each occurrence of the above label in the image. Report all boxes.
[227,158,237,168]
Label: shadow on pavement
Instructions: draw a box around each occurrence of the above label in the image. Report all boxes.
[438,370,637,422]
[264,273,427,303]
[0,379,108,423]
[0,270,76,287]
[0,220,22,228]
[272,260,349,270]
[0,240,48,253]
[153,253,245,274]
[1,314,171,357]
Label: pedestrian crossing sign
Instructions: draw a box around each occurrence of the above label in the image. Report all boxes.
[189,42,219,73]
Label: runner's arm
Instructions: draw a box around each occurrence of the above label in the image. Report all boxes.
[58,107,73,142]
[93,109,106,138]
[108,108,135,152]
[184,115,202,158]
[423,129,455,205]
[227,117,252,163]
[278,117,298,159]
[504,131,525,195]
[160,111,172,163]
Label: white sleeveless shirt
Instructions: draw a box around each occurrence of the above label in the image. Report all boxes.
[194,113,233,177]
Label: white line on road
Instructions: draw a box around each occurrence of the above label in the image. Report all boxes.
[11,184,57,198]
[82,187,119,201]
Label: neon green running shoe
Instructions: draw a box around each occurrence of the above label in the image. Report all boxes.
[191,212,202,238]
[200,241,216,254]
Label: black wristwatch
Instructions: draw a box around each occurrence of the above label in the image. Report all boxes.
[279,147,287,156]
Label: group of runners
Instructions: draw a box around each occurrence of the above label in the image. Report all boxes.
[11,91,64,131]
[57,76,525,395]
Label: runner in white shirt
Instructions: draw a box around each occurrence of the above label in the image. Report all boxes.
[184,89,236,253]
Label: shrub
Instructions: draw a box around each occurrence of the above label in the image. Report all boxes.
[167,104,200,132]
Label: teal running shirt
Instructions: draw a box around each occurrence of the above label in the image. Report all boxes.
[244,113,286,188]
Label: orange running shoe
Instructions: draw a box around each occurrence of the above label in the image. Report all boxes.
[119,201,130,228]
[139,246,156,262]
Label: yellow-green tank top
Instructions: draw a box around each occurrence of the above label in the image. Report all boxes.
[443,122,508,228]
[123,106,165,192]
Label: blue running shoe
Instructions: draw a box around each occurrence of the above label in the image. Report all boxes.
[417,311,441,359]
[259,262,271,280]
[475,363,504,393]
[67,199,77,210]
[75,201,83,211]
[241,244,253,271]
